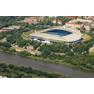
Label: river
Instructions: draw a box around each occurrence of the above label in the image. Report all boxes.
[0,52,94,78]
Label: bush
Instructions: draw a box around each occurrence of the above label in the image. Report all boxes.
[0,63,64,78]
[18,51,31,57]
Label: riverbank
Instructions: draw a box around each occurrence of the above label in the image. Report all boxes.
[0,47,94,73]
[0,62,65,78]
[0,52,94,77]
[0,47,76,68]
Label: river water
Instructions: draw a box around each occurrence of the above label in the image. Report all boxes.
[0,52,94,78]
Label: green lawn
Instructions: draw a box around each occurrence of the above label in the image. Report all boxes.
[21,31,31,40]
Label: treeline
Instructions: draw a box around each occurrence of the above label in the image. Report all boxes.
[38,38,94,71]
[0,63,65,78]
[0,28,30,47]
[0,16,26,28]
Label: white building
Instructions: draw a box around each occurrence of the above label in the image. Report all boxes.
[30,27,82,43]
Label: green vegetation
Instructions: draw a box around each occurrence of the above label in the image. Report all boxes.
[0,16,26,28]
[0,63,65,78]
[82,33,92,42]
[18,51,31,57]
[1,28,94,71]
[22,31,31,40]
[0,16,94,72]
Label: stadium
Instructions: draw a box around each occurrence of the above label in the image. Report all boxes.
[30,27,82,43]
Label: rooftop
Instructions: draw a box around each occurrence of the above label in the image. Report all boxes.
[31,27,82,43]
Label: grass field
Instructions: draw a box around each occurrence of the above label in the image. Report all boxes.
[22,31,32,40]
[82,33,92,42]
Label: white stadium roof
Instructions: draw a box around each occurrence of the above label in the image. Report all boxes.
[30,27,82,43]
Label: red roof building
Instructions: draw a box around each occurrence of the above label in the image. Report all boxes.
[65,22,82,28]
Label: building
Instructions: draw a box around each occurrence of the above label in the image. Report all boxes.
[22,16,45,24]
[51,18,62,25]
[0,25,20,32]
[30,27,82,43]
[23,17,38,24]
[65,19,92,30]
[64,16,78,19]
[65,22,82,28]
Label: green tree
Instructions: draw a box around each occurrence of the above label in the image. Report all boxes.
[18,51,31,57]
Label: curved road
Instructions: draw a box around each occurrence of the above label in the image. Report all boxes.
[0,52,94,78]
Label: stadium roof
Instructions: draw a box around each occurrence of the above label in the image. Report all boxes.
[30,27,82,43]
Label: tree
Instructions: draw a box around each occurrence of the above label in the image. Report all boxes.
[42,49,51,57]
[7,35,16,44]
[1,42,11,48]
[16,38,28,47]
[18,51,31,57]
